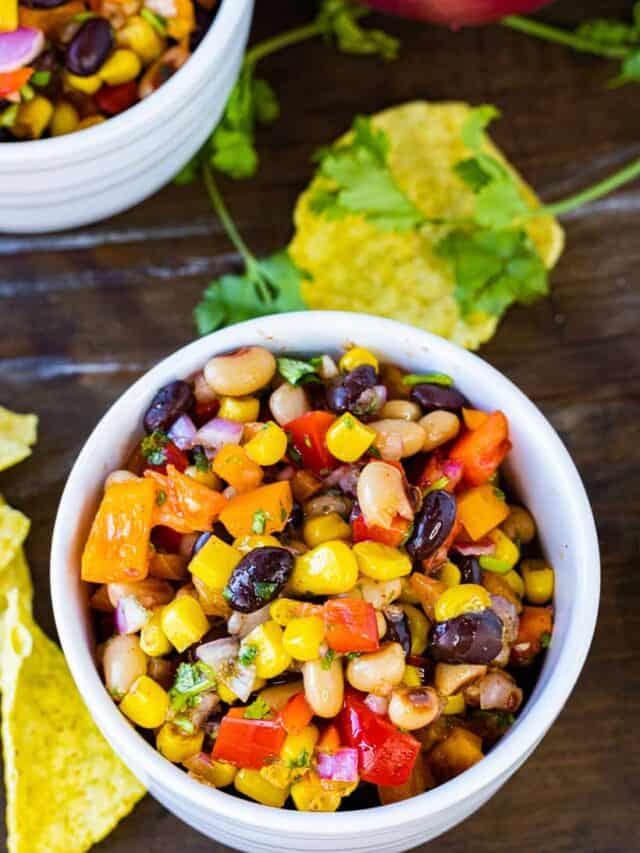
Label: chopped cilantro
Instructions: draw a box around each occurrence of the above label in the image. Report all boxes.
[493,487,506,500]
[193,446,210,473]
[30,71,51,87]
[402,373,453,387]
[255,581,278,603]
[239,644,258,666]
[346,652,361,660]
[140,6,167,35]
[277,357,320,385]
[321,649,336,670]
[244,696,272,720]
[287,748,311,770]
[173,716,196,735]
[343,415,355,429]
[280,504,288,522]
[156,489,167,506]
[540,631,552,649]
[141,431,169,466]
[425,476,450,494]
[288,442,303,467]
[222,586,233,603]
[169,662,216,713]
[367,445,382,458]
[252,508,268,534]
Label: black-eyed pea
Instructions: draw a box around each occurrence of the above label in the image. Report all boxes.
[204,346,276,397]
[388,686,442,730]
[419,410,460,452]
[269,382,310,426]
[345,642,405,696]
[379,400,422,421]
[369,419,426,459]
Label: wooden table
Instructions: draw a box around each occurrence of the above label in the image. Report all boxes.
[1,0,638,850]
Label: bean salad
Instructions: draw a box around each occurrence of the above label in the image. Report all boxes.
[0,0,218,141]
[82,344,555,811]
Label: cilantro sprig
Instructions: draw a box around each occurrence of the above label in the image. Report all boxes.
[169,662,216,713]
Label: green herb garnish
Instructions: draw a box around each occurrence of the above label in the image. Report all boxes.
[141,431,169,466]
[540,632,552,649]
[173,716,196,735]
[287,748,311,770]
[252,508,267,534]
[244,696,272,720]
[402,373,453,387]
[255,581,278,602]
[493,487,506,500]
[193,446,210,473]
[156,489,167,506]
[425,476,450,494]
[239,644,258,666]
[277,357,320,386]
[321,649,336,670]
[30,71,51,87]
[346,652,361,660]
[140,7,167,35]
[169,662,216,713]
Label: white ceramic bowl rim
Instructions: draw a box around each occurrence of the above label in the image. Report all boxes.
[51,312,599,836]
[0,0,243,162]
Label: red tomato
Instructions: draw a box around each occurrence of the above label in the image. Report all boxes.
[95,80,138,115]
[324,598,379,653]
[338,689,421,786]
[212,708,286,769]
[285,411,338,475]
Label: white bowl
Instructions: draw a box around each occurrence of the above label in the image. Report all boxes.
[51,312,599,853]
[0,0,253,234]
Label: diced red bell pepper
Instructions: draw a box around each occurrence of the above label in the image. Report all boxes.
[338,689,420,786]
[415,449,463,493]
[279,692,314,735]
[285,411,338,475]
[351,510,411,548]
[144,440,189,474]
[95,80,138,115]
[150,524,184,553]
[449,411,511,487]
[212,707,286,769]
[0,68,33,98]
[324,598,379,653]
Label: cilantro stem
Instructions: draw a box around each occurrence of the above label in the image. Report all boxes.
[203,161,255,269]
[537,156,640,218]
[501,15,630,60]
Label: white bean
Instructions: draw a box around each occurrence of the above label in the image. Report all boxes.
[419,410,460,452]
[357,461,414,529]
[103,634,147,700]
[380,400,422,422]
[369,419,426,459]
[204,346,276,397]
[388,687,442,730]
[345,642,405,696]
[303,657,344,717]
[107,578,174,609]
[359,577,402,610]
[269,382,310,426]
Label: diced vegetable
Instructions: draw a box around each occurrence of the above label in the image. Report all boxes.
[511,606,553,666]
[456,484,510,541]
[427,727,483,784]
[188,534,242,590]
[324,598,379,653]
[213,443,264,493]
[145,465,227,533]
[450,411,511,486]
[219,481,293,538]
[286,411,337,475]
[351,511,411,548]
[213,707,286,769]
[81,479,155,583]
[278,692,314,735]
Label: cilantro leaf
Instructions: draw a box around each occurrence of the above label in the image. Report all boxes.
[169,662,216,713]
[239,644,258,666]
[317,0,399,61]
[277,357,319,385]
[244,696,272,720]
[321,648,336,670]
[251,508,268,534]
[461,104,500,151]
[287,748,311,769]
[310,116,424,231]
[437,227,548,319]
[610,48,640,86]
[575,19,637,47]
[193,446,210,473]
[140,431,169,466]
[194,250,307,336]
[255,581,278,602]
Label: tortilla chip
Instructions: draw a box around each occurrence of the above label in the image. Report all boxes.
[0,439,32,473]
[0,548,33,676]
[0,505,30,573]
[289,101,564,350]
[0,407,38,447]
[1,589,146,853]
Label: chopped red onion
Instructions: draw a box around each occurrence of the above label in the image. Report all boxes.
[228,604,272,638]
[316,748,359,782]
[442,459,464,481]
[453,538,496,556]
[478,670,523,712]
[224,662,257,702]
[115,595,150,634]
[168,414,197,450]
[195,417,243,450]
[0,28,44,73]
[364,693,389,715]
[196,637,239,669]
[323,463,362,496]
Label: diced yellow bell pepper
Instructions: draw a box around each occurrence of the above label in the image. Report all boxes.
[244,421,288,466]
[281,725,319,767]
[0,0,18,32]
[291,770,342,812]
[303,512,351,548]
[188,534,242,590]
[282,617,325,661]
[443,692,466,715]
[326,413,376,463]
[339,346,379,373]
[140,607,172,657]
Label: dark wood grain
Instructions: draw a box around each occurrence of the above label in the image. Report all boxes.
[1,1,639,850]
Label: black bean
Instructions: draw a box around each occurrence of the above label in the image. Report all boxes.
[326,365,377,415]
[406,490,456,561]
[66,18,113,77]
[224,547,294,613]
[384,606,411,655]
[452,554,482,585]
[429,609,503,664]
[410,383,467,413]
[283,501,303,536]
[143,380,194,434]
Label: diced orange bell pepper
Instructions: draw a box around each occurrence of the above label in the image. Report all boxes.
[148,550,189,581]
[427,727,483,784]
[81,479,155,583]
[317,723,341,754]
[461,408,490,431]
[213,444,263,493]
[456,484,509,541]
[449,411,511,486]
[0,68,32,98]
[145,464,227,533]
[19,1,84,36]
[510,606,553,666]
[166,0,195,40]
[279,692,314,735]
[218,481,293,538]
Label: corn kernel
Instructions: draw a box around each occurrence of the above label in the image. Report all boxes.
[326,413,376,463]
[303,512,351,549]
[439,560,461,588]
[116,15,165,63]
[281,724,319,769]
[76,115,105,131]
[434,584,492,622]
[352,541,412,582]
[233,534,281,554]
[156,723,204,763]
[99,49,142,86]
[270,598,311,626]
[443,692,466,715]
[184,464,222,489]
[203,759,237,787]
[401,603,430,655]
[216,681,238,705]
[402,664,422,687]
[64,71,102,94]
[120,675,168,728]
[339,347,379,374]
[260,761,292,790]
[504,570,525,598]
[244,421,288,466]
[188,535,242,590]
[289,541,359,596]
[0,0,18,31]
[244,620,292,679]
[218,396,260,423]
[234,768,289,808]
[487,529,520,571]
[521,559,554,604]
[161,596,209,652]
[291,771,342,812]
[140,607,172,657]
[282,617,325,661]
[13,96,53,139]
[50,101,79,137]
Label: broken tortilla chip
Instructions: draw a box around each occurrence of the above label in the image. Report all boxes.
[0,505,30,573]
[0,407,38,447]
[0,549,33,676]
[1,589,146,853]
[0,439,32,474]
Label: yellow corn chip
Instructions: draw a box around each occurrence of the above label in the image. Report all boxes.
[1,589,146,853]
[0,505,30,573]
[0,548,33,678]
[0,439,32,473]
[0,407,38,447]
[289,101,564,350]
